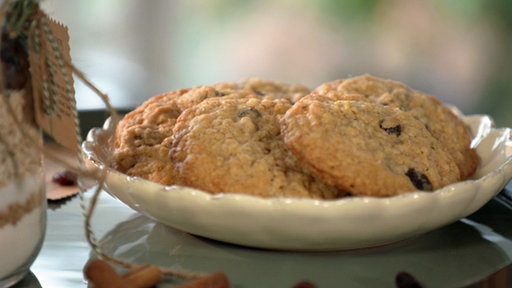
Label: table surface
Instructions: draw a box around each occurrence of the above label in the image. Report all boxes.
[12,181,512,288]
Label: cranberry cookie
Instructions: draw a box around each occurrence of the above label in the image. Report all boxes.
[212,78,311,103]
[170,97,344,199]
[112,89,188,185]
[280,97,461,197]
[313,74,478,180]
[113,79,312,187]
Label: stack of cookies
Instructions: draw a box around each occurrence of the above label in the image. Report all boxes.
[112,74,479,199]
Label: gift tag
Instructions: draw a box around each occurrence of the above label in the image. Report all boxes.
[28,12,80,153]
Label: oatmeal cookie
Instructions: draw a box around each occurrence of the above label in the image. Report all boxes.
[313,74,479,179]
[212,78,311,103]
[280,98,461,197]
[175,85,257,112]
[113,89,188,185]
[170,97,343,199]
[175,78,310,111]
[114,79,311,186]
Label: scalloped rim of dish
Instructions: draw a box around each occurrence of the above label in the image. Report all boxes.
[82,110,512,250]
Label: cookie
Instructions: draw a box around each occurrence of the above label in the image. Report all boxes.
[280,98,461,197]
[113,85,242,184]
[212,78,311,103]
[174,78,309,110]
[175,85,257,112]
[113,78,308,186]
[170,97,344,199]
[313,74,479,179]
[112,89,188,185]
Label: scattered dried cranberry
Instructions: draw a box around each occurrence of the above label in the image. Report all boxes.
[395,271,423,288]
[292,281,316,288]
[52,169,78,186]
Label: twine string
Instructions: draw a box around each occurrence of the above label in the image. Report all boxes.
[42,63,57,116]
[28,11,203,280]
[35,14,120,267]
[31,18,57,117]
[0,92,22,183]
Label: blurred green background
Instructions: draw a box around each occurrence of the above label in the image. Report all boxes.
[42,0,512,127]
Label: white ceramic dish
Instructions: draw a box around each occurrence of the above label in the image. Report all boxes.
[82,111,512,251]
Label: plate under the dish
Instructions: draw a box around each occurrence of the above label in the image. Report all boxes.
[82,112,512,250]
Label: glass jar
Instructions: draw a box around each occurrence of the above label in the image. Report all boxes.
[0,91,46,287]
